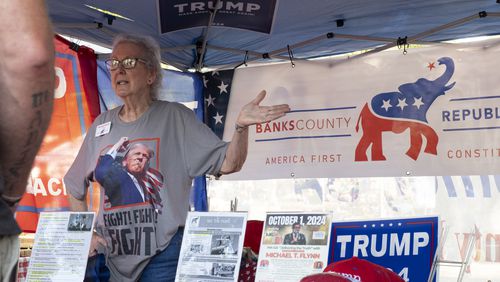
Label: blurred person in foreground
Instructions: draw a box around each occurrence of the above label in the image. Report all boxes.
[64,33,290,281]
[0,1,55,281]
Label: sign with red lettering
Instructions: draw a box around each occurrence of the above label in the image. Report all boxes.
[255,212,331,282]
[223,39,500,180]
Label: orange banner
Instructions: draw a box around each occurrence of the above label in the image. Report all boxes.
[16,36,101,232]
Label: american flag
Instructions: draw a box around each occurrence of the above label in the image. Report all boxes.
[191,70,235,211]
[144,167,164,213]
[202,70,235,138]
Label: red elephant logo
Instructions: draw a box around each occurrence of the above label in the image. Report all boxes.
[355,57,455,161]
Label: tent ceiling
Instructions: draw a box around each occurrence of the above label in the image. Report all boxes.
[47,0,500,71]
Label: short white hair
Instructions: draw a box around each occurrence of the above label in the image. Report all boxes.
[112,34,163,99]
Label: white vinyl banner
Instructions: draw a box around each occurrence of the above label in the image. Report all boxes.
[223,41,500,180]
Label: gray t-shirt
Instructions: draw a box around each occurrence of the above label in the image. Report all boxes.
[64,101,228,281]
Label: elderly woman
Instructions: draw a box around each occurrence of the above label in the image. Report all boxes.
[64,34,289,281]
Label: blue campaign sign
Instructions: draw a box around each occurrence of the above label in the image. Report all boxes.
[329,217,438,282]
[158,0,277,34]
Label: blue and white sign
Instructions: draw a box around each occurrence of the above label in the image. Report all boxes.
[329,217,438,282]
[158,0,277,34]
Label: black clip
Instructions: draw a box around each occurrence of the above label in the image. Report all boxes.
[234,51,249,70]
[105,14,116,25]
[69,42,80,52]
[397,36,409,55]
[244,51,248,67]
[287,45,295,68]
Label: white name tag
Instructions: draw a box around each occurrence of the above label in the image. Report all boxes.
[95,122,111,137]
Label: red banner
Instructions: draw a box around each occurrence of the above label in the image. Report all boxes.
[15,36,101,232]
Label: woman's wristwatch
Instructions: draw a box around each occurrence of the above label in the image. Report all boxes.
[235,123,248,133]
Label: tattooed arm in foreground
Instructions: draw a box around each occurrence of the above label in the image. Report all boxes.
[0,0,55,205]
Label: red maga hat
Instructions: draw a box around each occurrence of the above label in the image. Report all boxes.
[323,257,404,282]
[300,272,356,282]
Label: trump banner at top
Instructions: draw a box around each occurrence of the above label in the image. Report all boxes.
[158,0,277,34]
[221,39,500,180]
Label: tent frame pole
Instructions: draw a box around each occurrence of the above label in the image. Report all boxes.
[194,0,221,71]
[353,12,488,60]
[55,11,500,71]
[215,11,495,71]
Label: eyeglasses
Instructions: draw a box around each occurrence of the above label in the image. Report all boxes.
[105,58,149,71]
